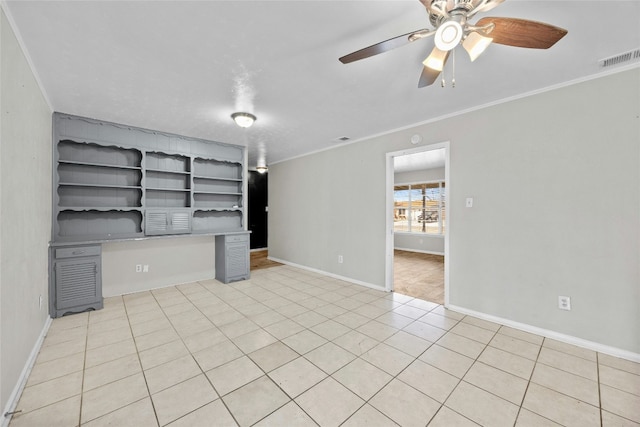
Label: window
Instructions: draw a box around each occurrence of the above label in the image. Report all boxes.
[393,181,445,234]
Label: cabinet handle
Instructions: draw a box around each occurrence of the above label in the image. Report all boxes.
[72,250,85,255]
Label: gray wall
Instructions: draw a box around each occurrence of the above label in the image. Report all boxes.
[270,68,640,354]
[0,9,52,412]
[394,167,445,254]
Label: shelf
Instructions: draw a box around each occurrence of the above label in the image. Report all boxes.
[193,175,242,182]
[193,158,241,180]
[58,140,142,170]
[58,186,142,208]
[146,187,191,192]
[145,152,190,174]
[145,168,191,176]
[58,160,142,171]
[193,191,241,196]
[57,210,143,238]
[194,208,243,212]
[59,182,142,190]
[193,210,242,232]
[58,207,143,212]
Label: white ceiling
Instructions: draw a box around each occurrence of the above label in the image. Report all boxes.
[5,1,640,170]
[395,148,445,173]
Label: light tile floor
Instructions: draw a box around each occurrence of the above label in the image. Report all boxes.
[9,265,640,426]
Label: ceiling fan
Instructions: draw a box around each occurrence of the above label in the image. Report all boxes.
[339,0,568,87]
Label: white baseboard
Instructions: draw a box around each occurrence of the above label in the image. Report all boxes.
[267,257,387,292]
[2,316,52,427]
[250,247,268,253]
[447,304,640,363]
[394,247,444,256]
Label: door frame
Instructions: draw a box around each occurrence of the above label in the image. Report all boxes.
[385,141,450,306]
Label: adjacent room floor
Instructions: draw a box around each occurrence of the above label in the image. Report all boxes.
[394,250,444,305]
[9,265,639,427]
[250,250,283,271]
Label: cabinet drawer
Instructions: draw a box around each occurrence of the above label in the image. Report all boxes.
[226,234,248,243]
[55,246,101,259]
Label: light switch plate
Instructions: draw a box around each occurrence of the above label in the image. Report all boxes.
[466,197,474,208]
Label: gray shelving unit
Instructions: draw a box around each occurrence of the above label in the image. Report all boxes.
[50,113,249,317]
[55,140,144,240]
[192,157,243,233]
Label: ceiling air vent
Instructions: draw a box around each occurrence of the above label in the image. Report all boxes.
[334,136,350,142]
[599,48,640,68]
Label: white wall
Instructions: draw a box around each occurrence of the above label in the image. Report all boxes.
[0,8,52,412]
[394,167,445,254]
[395,167,445,184]
[270,68,640,354]
[102,236,215,297]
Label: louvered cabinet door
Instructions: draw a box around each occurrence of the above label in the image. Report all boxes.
[215,233,250,283]
[52,244,103,317]
[54,257,101,312]
[170,211,192,233]
[226,243,249,279]
[144,209,192,235]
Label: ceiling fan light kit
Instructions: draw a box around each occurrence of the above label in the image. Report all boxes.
[462,31,493,61]
[423,47,448,71]
[434,19,464,51]
[339,0,568,88]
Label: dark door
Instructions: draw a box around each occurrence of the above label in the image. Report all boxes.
[248,171,268,249]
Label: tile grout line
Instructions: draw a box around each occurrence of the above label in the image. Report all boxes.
[78,311,91,427]
[124,293,162,427]
[597,351,603,427]
[173,283,245,427]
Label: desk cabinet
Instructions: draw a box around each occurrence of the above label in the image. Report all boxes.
[51,245,103,317]
[215,234,250,283]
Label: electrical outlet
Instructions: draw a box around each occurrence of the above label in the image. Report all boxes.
[338,255,343,264]
[143,265,149,273]
[558,296,571,311]
[135,264,142,273]
[466,197,474,208]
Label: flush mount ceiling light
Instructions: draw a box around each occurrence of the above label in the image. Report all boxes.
[231,112,256,128]
[256,166,268,174]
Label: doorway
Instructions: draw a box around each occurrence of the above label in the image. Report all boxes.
[248,170,268,249]
[385,142,450,306]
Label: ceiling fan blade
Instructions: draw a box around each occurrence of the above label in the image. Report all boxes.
[418,66,441,87]
[339,29,433,64]
[476,17,567,49]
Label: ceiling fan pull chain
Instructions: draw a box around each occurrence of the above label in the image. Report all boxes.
[451,49,456,88]
[452,49,456,88]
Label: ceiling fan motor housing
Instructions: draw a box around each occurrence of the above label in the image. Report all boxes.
[434,12,468,51]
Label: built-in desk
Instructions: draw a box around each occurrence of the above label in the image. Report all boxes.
[49,231,251,317]
[50,113,250,318]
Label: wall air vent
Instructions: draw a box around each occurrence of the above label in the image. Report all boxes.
[599,48,640,68]
[334,136,350,142]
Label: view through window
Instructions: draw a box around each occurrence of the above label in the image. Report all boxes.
[394,181,445,234]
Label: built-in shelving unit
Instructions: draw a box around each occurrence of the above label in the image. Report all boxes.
[50,113,250,317]
[52,113,247,242]
[55,140,144,240]
[192,157,243,232]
